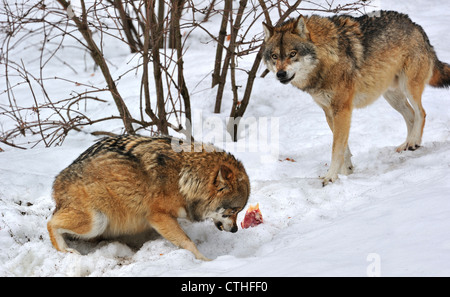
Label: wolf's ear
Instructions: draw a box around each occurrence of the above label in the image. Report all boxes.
[262,22,273,42]
[294,15,310,39]
[215,165,234,191]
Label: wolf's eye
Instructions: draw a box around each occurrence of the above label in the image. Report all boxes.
[289,50,297,58]
[222,215,230,218]
[271,53,278,60]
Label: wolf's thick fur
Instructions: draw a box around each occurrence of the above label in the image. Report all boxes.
[263,11,450,185]
[47,135,250,260]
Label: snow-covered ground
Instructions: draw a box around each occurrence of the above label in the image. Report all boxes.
[1,0,449,277]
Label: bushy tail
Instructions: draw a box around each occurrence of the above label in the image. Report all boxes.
[429,60,450,88]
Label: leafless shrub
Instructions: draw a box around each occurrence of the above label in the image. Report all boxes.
[1,0,198,148]
[0,0,376,149]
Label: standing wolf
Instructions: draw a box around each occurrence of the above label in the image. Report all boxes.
[263,11,450,186]
[47,135,250,261]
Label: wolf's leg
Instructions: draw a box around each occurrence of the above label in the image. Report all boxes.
[47,208,107,254]
[404,80,426,151]
[342,146,354,175]
[322,106,353,178]
[147,213,210,261]
[383,88,415,152]
[322,105,352,186]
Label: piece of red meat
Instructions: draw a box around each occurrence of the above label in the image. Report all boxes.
[241,203,263,229]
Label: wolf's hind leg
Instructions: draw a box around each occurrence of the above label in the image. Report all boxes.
[405,80,427,151]
[383,88,416,152]
[47,208,107,254]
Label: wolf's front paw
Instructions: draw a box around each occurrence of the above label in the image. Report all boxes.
[321,173,338,187]
[396,141,421,152]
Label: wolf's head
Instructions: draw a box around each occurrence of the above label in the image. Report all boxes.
[180,161,250,233]
[263,16,318,87]
[207,164,250,233]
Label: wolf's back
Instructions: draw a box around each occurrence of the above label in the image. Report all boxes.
[70,135,171,165]
[353,11,450,89]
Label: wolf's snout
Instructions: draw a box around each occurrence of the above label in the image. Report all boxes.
[214,220,238,233]
[276,70,287,79]
[276,70,294,84]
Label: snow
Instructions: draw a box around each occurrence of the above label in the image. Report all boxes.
[1,0,450,277]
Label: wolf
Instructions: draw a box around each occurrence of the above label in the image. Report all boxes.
[262,11,450,186]
[47,135,250,261]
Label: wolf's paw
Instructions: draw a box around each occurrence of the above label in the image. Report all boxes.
[396,142,421,152]
[63,248,81,255]
[321,173,338,187]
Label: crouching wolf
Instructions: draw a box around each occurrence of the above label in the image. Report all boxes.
[263,11,450,186]
[47,135,250,261]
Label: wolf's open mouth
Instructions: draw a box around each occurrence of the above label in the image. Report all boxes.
[215,221,224,231]
[279,74,295,84]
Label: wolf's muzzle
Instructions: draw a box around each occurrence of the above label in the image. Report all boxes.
[276,70,287,80]
[215,221,224,231]
[215,221,238,233]
[276,70,295,84]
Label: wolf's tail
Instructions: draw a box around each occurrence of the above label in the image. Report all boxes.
[429,59,450,88]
